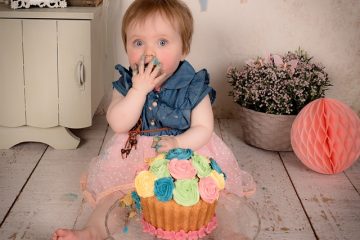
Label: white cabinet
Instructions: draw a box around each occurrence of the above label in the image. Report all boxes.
[0,4,104,149]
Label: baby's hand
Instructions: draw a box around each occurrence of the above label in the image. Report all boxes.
[155,136,179,153]
[131,56,166,95]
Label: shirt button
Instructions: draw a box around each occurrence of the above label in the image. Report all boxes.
[152,101,158,107]
[150,120,155,126]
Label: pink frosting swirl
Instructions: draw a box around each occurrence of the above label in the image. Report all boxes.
[205,216,217,233]
[187,231,199,240]
[148,224,157,236]
[142,216,217,239]
[175,230,187,240]
[163,231,176,239]
[157,228,166,238]
[198,227,206,238]
[168,159,197,180]
[142,219,150,233]
[198,176,219,203]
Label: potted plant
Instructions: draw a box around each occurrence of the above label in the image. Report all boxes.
[226,48,331,151]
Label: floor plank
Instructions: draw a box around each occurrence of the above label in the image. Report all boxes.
[219,119,315,239]
[0,116,108,240]
[344,158,360,193]
[0,143,47,224]
[281,152,360,240]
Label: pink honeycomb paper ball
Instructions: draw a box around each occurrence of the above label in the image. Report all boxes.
[291,98,360,174]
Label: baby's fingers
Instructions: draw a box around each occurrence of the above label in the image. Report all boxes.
[155,136,179,153]
[138,55,145,74]
[150,63,161,78]
[145,59,156,75]
[131,64,138,75]
[156,139,170,153]
[153,71,167,86]
[156,143,167,153]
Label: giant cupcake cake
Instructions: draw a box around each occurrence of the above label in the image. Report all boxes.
[131,148,226,239]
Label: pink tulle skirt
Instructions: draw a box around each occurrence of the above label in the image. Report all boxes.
[81,132,255,207]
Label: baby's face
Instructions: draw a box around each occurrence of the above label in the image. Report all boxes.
[126,13,186,80]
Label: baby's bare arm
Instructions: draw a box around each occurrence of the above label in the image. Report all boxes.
[175,95,214,150]
[106,89,146,133]
[156,95,213,152]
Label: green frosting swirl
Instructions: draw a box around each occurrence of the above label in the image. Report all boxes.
[191,154,212,178]
[149,158,170,178]
[173,179,199,206]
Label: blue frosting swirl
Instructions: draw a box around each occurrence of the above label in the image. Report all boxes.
[131,191,142,210]
[154,177,175,202]
[210,158,227,179]
[165,148,193,160]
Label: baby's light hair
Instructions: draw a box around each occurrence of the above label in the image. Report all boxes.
[121,0,193,55]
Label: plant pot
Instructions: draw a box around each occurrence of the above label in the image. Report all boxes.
[239,106,296,151]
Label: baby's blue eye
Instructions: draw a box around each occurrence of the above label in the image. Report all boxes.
[133,40,143,47]
[159,39,168,47]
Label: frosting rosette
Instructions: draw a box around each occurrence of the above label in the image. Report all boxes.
[168,159,197,180]
[154,177,174,202]
[210,170,225,190]
[191,154,212,178]
[165,148,193,160]
[134,171,157,197]
[205,217,217,234]
[175,230,187,240]
[187,231,199,240]
[147,153,166,165]
[150,158,170,178]
[198,176,219,203]
[131,191,141,210]
[198,227,206,238]
[210,158,227,179]
[173,179,199,206]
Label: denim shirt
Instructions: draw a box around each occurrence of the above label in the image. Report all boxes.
[112,60,216,136]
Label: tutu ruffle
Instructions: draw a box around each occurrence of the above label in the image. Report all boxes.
[81,132,255,207]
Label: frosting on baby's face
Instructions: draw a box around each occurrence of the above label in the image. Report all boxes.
[126,13,186,81]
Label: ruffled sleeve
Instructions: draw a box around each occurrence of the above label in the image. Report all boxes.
[112,64,133,96]
[186,69,216,108]
[173,68,216,111]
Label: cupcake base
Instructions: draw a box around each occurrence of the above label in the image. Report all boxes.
[141,196,217,232]
[106,192,260,239]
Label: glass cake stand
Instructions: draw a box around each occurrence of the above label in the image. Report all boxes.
[104,192,260,240]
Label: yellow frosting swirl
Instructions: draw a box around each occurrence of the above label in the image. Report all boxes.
[134,171,157,197]
[210,170,225,190]
[147,153,166,165]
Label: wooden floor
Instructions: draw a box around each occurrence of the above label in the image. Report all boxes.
[0,115,359,240]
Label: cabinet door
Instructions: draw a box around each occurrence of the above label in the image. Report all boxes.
[58,20,92,128]
[23,20,58,128]
[0,19,26,127]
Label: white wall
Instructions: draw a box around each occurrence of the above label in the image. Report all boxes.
[99,0,360,117]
